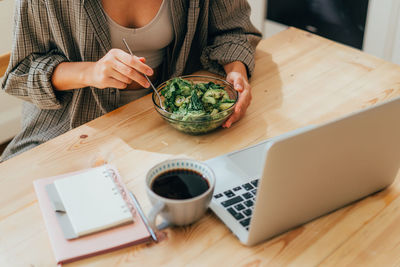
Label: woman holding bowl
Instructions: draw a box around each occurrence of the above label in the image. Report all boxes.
[1,0,261,161]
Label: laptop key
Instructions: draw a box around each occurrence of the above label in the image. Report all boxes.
[228,208,237,217]
[227,207,237,216]
[227,207,244,220]
[243,209,252,216]
[244,200,254,207]
[240,218,251,227]
[242,192,252,199]
[251,179,259,187]
[214,193,223,199]
[234,203,245,211]
[243,183,254,191]
[251,189,257,196]
[221,196,243,207]
[224,190,235,198]
[234,212,244,220]
[233,186,241,192]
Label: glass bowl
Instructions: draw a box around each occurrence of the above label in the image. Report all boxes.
[152,75,238,135]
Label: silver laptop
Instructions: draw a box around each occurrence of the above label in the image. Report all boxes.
[206,96,400,246]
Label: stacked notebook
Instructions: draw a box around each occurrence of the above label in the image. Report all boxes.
[34,165,152,264]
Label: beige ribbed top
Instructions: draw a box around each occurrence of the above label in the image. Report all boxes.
[103,0,174,106]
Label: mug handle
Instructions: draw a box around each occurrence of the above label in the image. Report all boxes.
[147,201,171,231]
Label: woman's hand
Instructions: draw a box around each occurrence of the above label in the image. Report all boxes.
[87,49,153,89]
[52,49,153,91]
[223,61,252,128]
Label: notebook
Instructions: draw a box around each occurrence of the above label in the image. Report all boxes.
[34,165,152,265]
[46,166,133,239]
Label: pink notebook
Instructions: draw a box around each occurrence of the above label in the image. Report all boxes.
[33,165,152,265]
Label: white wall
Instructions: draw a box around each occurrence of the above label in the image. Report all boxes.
[363,0,400,65]
[0,0,22,144]
[391,14,400,64]
[248,0,266,33]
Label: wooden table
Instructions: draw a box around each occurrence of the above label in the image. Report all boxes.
[1,28,400,266]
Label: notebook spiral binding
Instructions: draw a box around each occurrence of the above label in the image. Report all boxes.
[103,169,136,220]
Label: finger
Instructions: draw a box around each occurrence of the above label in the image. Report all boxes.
[226,72,246,93]
[112,49,153,76]
[223,89,251,128]
[235,90,251,117]
[110,64,132,85]
[233,76,245,93]
[223,110,241,128]
[129,55,153,76]
[222,116,232,128]
[109,71,132,87]
[129,71,150,88]
[107,77,128,90]
[226,74,234,84]
[112,60,149,87]
[223,102,243,128]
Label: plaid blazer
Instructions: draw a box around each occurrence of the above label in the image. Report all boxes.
[1,0,261,161]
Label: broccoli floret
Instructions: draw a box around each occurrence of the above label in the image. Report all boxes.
[202,94,216,105]
[174,95,185,107]
[203,89,226,101]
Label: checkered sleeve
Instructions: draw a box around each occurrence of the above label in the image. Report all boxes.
[200,0,262,77]
[1,0,68,110]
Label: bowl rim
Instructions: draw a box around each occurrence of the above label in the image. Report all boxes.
[152,75,239,119]
[154,109,231,124]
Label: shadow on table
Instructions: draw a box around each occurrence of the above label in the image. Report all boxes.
[239,49,284,144]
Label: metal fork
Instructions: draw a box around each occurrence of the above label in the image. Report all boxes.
[122,38,164,109]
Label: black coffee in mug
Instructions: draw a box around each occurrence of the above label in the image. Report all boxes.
[151,169,209,200]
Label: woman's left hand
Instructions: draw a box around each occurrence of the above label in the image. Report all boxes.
[223,64,252,128]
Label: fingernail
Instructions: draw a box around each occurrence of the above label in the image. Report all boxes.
[146,70,153,76]
[145,82,150,88]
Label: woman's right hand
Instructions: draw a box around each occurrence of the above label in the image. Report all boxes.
[87,48,153,89]
[52,49,153,91]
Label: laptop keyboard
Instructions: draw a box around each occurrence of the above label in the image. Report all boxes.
[213,179,259,231]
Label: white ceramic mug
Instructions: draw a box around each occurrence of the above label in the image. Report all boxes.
[145,159,215,230]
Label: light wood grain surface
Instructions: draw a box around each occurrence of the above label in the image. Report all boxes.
[0,52,10,77]
[1,28,400,266]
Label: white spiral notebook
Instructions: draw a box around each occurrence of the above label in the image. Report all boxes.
[45,165,134,239]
